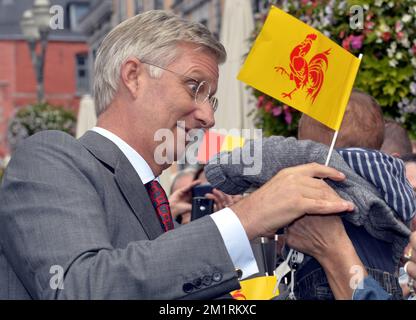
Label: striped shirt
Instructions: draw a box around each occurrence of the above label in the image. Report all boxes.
[337,148,416,222]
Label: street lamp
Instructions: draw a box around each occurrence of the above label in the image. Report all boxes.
[20,0,51,103]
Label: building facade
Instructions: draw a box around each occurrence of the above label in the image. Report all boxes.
[171,0,223,38]
[78,0,174,96]
[0,0,90,156]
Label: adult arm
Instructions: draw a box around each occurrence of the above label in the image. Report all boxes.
[0,132,239,299]
[0,132,354,299]
[286,215,391,300]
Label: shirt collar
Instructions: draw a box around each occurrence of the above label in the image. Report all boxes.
[90,127,156,184]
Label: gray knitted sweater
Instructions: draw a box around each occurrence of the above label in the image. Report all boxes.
[205,136,414,265]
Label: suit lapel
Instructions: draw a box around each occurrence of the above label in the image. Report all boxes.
[79,131,164,240]
[114,155,164,239]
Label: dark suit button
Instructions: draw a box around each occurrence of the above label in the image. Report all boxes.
[235,268,243,280]
[212,272,223,282]
[183,283,194,293]
[202,275,212,286]
[192,278,202,289]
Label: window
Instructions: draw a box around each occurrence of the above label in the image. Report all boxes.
[75,53,89,94]
[135,0,143,14]
[68,2,90,31]
[154,0,164,10]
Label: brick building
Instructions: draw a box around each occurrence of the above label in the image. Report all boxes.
[0,0,90,156]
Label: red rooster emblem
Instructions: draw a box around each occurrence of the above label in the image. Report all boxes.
[275,34,331,103]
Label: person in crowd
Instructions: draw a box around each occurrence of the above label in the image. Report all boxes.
[404,232,416,298]
[206,89,415,299]
[169,167,198,224]
[381,119,413,157]
[170,167,197,195]
[399,153,416,298]
[403,153,416,194]
[403,153,416,232]
[285,216,416,300]
[169,166,243,225]
[194,164,244,212]
[0,10,354,299]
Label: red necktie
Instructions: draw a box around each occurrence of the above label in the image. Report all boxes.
[145,180,174,232]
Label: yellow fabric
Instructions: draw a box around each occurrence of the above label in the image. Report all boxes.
[238,6,361,130]
[231,275,279,300]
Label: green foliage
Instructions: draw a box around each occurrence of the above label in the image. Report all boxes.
[8,102,76,151]
[251,0,416,137]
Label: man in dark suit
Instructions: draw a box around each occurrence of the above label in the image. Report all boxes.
[0,10,354,299]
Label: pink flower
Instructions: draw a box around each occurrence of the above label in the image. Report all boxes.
[350,35,364,50]
[257,95,265,109]
[272,107,282,117]
[365,21,375,30]
[284,109,293,125]
[342,36,351,50]
[396,31,404,40]
[264,101,273,113]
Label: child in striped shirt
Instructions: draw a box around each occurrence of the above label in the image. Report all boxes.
[205,89,415,299]
[293,89,415,299]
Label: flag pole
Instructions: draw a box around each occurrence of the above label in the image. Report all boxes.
[277,53,364,296]
[324,53,363,167]
[324,130,339,166]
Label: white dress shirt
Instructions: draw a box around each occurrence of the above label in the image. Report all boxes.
[91,127,258,279]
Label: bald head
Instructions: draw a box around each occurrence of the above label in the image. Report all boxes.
[298,89,384,149]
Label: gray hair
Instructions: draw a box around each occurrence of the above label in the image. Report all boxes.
[93,10,227,116]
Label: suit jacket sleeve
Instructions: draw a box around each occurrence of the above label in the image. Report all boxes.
[0,132,239,299]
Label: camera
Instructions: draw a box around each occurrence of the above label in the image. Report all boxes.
[191,184,214,221]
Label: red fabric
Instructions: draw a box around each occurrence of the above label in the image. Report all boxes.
[145,180,174,232]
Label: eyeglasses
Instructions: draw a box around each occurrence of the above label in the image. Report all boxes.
[141,61,218,112]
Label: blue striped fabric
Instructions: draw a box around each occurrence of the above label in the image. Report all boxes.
[337,148,416,222]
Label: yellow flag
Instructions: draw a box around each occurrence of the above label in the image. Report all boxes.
[231,275,279,300]
[238,6,361,131]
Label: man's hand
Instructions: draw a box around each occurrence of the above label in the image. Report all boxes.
[169,180,201,219]
[286,215,367,299]
[230,163,355,240]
